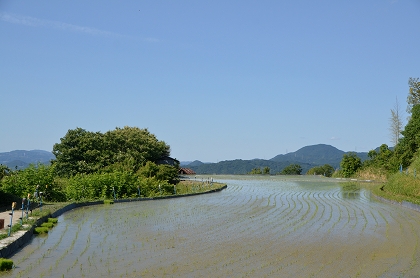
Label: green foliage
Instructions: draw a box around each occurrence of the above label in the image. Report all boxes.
[60,171,175,201]
[0,258,13,271]
[0,164,11,180]
[41,222,55,228]
[248,168,262,174]
[363,144,398,173]
[137,161,179,184]
[52,126,171,177]
[48,218,58,224]
[306,164,334,177]
[0,190,21,209]
[34,227,49,234]
[103,199,114,204]
[383,174,420,201]
[248,166,270,174]
[62,171,139,201]
[406,77,420,114]
[280,164,302,175]
[340,153,362,178]
[0,163,65,202]
[395,105,420,168]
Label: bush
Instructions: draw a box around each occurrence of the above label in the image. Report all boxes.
[0,164,66,202]
[48,218,58,224]
[41,222,54,228]
[34,227,49,234]
[0,258,13,271]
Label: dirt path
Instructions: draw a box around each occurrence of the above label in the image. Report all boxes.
[0,209,27,232]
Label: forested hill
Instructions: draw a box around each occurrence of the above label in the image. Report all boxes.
[0,150,55,169]
[270,144,368,168]
[187,144,369,175]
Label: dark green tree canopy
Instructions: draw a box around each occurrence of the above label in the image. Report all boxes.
[306,164,334,177]
[0,164,11,180]
[364,144,397,172]
[280,164,302,175]
[53,126,170,177]
[395,105,420,167]
[340,152,362,178]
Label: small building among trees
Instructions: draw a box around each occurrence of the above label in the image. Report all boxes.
[179,168,196,175]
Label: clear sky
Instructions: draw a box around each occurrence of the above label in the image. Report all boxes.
[1,1,419,162]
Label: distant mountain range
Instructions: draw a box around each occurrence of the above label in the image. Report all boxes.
[184,144,369,175]
[0,144,370,174]
[0,150,55,169]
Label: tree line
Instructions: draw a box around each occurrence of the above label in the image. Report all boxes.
[338,77,420,179]
[248,77,420,180]
[0,126,180,203]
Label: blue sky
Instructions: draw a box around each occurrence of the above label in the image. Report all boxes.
[1,0,419,162]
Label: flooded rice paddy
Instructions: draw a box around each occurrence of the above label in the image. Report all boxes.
[2,175,420,277]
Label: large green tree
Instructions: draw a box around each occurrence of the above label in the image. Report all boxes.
[340,153,362,178]
[53,126,171,177]
[306,164,334,177]
[280,164,302,175]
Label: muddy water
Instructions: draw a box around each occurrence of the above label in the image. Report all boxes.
[2,175,420,277]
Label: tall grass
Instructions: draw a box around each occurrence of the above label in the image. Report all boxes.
[355,167,388,182]
[381,173,420,204]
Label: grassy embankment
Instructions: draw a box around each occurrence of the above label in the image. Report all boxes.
[356,155,420,205]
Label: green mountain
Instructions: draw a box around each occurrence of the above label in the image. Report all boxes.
[187,144,369,175]
[270,144,368,169]
[0,150,55,169]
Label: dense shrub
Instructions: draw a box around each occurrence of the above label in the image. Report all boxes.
[34,227,49,234]
[61,171,174,201]
[48,218,58,224]
[0,164,66,202]
[0,258,13,271]
[41,222,54,228]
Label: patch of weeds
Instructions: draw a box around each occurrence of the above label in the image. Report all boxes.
[41,222,54,229]
[48,218,58,224]
[0,258,14,271]
[103,200,114,205]
[34,227,49,234]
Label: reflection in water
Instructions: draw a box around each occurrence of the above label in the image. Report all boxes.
[340,182,361,200]
[341,190,360,199]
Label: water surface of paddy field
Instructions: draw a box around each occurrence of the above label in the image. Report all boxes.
[2,175,420,277]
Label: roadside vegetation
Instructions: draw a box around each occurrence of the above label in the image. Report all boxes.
[333,78,420,204]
